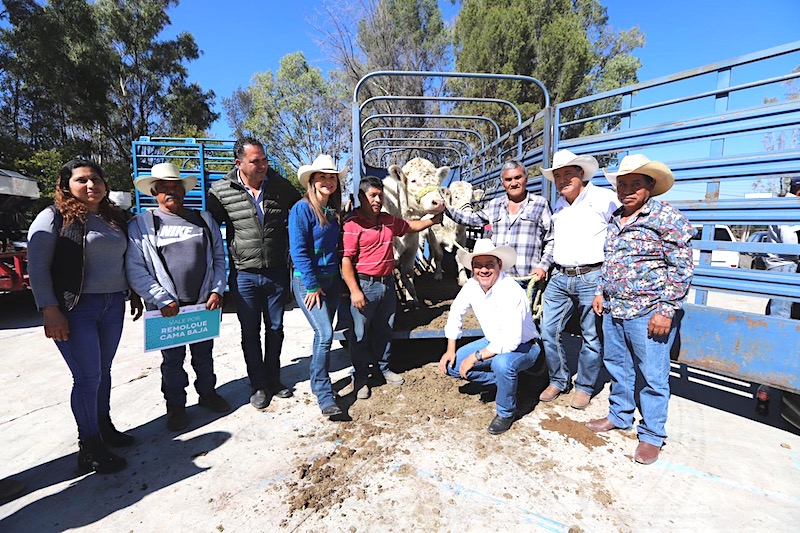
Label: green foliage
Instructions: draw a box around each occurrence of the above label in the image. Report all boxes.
[14,149,65,214]
[0,0,217,211]
[314,0,452,166]
[95,0,218,162]
[453,0,643,137]
[223,51,349,191]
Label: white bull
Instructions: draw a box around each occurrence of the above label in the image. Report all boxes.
[382,158,449,306]
[427,181,485,286]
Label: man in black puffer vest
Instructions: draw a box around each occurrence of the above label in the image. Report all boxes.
[208,137,301,409]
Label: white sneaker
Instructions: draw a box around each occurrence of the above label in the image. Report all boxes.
[383,370,404,385]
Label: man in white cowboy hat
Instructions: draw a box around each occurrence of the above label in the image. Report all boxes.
[439,238,542,435]
[445,159,553,282]
[586,154,693,465]
[538,149,620,409]
[126,162,231,431]
[207,137,301,409]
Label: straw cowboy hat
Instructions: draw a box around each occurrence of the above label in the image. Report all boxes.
[297,154,347,188]
[540,149,599,182]
[457,238,517,272]
[133,162,197,197]
[603,154,675,196]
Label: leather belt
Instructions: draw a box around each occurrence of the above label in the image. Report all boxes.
[555,262,603,276]
[357,273,393,284]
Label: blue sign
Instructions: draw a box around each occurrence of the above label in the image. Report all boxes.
[143,304,221,352]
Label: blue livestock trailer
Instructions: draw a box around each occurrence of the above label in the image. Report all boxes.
[350,41,800,397]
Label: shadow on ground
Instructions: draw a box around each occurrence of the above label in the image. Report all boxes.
[0,378,256,531]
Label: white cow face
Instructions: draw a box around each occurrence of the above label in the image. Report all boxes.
[401,157,450,196]
[418,186,447,214]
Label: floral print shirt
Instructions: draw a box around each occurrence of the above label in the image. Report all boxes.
[596,198,694,319]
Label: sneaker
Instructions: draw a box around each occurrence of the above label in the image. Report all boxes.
[356,384,371,400]
[250,389,268,409]
[199,392,231,413]
[570,391,591,410]
[321,404,343,417]
[382,370,404,385]
[166,404,188,431]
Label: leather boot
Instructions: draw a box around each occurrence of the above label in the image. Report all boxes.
[98,416,136,447]
[77,434,127,475]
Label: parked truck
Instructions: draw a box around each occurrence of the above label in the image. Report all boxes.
[0,168,39,292]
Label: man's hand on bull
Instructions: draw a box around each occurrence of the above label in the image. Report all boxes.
[304,288,325,309]
[431,212,444,225]
[529,267,547,281]
[350,289,367,310]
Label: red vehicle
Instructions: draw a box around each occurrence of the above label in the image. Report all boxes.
[0,169,39,292]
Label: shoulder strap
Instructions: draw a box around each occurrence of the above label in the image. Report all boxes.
[49,205,63,235]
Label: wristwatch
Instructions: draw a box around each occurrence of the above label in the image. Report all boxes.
[474,350,483,362]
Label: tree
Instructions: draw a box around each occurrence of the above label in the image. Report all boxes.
[95,0,218,169]
[0,0,217,194]
[223,52,350,190]
[452,0,643,138]
[0,0,113,153]
[314,0,453,166]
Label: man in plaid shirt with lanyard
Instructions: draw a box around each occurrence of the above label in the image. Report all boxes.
[446,160,554,284]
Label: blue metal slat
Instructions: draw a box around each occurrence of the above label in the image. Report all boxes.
[679,303,800,391]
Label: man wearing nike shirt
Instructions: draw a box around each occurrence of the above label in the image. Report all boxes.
[126,163,230,431]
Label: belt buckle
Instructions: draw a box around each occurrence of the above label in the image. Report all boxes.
[574,265,584,276]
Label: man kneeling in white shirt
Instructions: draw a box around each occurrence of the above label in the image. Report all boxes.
[439,239,541,435]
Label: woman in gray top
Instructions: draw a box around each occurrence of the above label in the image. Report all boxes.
[27,159,143,474]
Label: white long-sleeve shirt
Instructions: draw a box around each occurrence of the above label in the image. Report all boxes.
[551,182,619,267]
[444,272,539,354]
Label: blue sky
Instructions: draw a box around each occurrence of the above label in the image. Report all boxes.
[166,0,800,139]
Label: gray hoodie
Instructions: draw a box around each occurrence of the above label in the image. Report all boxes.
[126,209,226,310]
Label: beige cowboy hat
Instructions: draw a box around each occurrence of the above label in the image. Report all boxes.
[457,238,517,272]
[603,154,675,196]
[540,149,599,182]
[133,162,197,197]
[297,154,347,188]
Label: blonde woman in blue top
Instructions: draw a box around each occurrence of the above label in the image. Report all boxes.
[289,155,345,417]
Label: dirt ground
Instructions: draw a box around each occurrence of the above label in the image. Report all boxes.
[394,272,480,333]
[2,289,800,531]
[280,361,623,528]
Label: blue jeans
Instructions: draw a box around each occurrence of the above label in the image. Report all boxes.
[293,275,340,409]
[602,310,679,447]
[766,262,796,318]
[343,278,396,384]
[232,267,289,391]
[445,337,540,418]
[161,339,216,406]
[54,292,125,440]
[541,269,602,395]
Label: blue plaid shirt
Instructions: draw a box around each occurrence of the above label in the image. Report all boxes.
[447,193,554,277]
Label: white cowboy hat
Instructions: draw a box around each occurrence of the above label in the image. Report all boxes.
[133,162,197,197]
[603,154,675,196]
[457,238,517,272]
[540,149,599,182]
[297,154,347,188]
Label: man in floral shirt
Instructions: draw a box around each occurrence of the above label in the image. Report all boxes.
[586,154,693,465]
